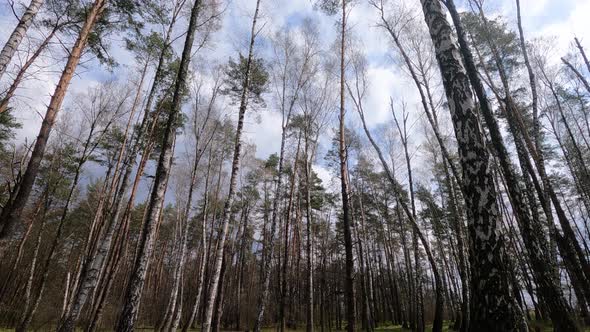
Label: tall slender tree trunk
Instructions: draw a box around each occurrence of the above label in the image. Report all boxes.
[510,0,590,311]
[81,74,173,331]
[304,126,315,332]
[235,204,250,331]
[0,0,106,242]
[183,149,214,332]
[354,98,443,332]
[515,0,560,285]
[454,2,581,330]
[16,196,50,332]
[352,189,372,332]
[203,2,261,331]
[211,247,229,332]
[442,157,469,332]
[418,0,522,329]
[0,0,44,80]
[115,1,201,329]
[18,127,100,331]
[280,133,301,332]
[337,2,356,332]
[200,158,225,331]
[163,116,216,332]
[62,158,113,320]
[57,57,150,332]
[252,17,310,329]
[372,5,467,326]
[392,106,426,332]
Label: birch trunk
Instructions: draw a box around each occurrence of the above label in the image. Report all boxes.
[182,150,214,332]
[0,0,44,80]
[204,1,261,331]
[115,0,201,329]
[57,58,150,332]
[279,133,301,332]
[162,117,215,332]
[419,0,521,329]
[352,91,444,332]
[445,1,581,330]
[252,10,312,328]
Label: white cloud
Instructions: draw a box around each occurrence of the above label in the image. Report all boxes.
[243,107,283,159]
[362,64,420,127]
[535,0,590,51]
[313,163,339,192]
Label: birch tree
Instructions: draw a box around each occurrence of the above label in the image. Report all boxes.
[0,0,45,80]
[202,1,266,331]
[115,0,202,329]
[419,0,522,329]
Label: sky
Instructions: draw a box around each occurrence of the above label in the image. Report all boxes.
[1,0,589,196]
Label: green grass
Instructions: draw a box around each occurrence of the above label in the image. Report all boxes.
[257,321,454,332]
[2,321,589,332]
[374,321,453,332]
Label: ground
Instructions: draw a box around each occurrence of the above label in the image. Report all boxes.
[1,321,589,331]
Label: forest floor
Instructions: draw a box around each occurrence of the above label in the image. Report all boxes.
[373,321,452,331]
[253,320,589,332]
[2,322,589,331]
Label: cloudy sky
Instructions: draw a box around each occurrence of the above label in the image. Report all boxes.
[1,0,589,194]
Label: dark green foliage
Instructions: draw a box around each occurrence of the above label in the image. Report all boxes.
[289,114,320,140]
[461,12,521,81]
[147,98,187,159]
[95,125,126,166]
[221,53,269,106]
[62,179,105,246]
[308,170,327,210]
[124,31,171,63]
[415,184,446,236]
[43,0,142,67]
[123,0,180,64]
[314,0,352,16]
[264,153,279,172]
[35,142,79,205]
[0,109,21,153]
[144,58,190,158]
[215,118,238,157]
[89,0,142,66]
[325,126,360,173]
[315,0,340,15]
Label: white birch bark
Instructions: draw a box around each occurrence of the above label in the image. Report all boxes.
[0,0,45,80]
